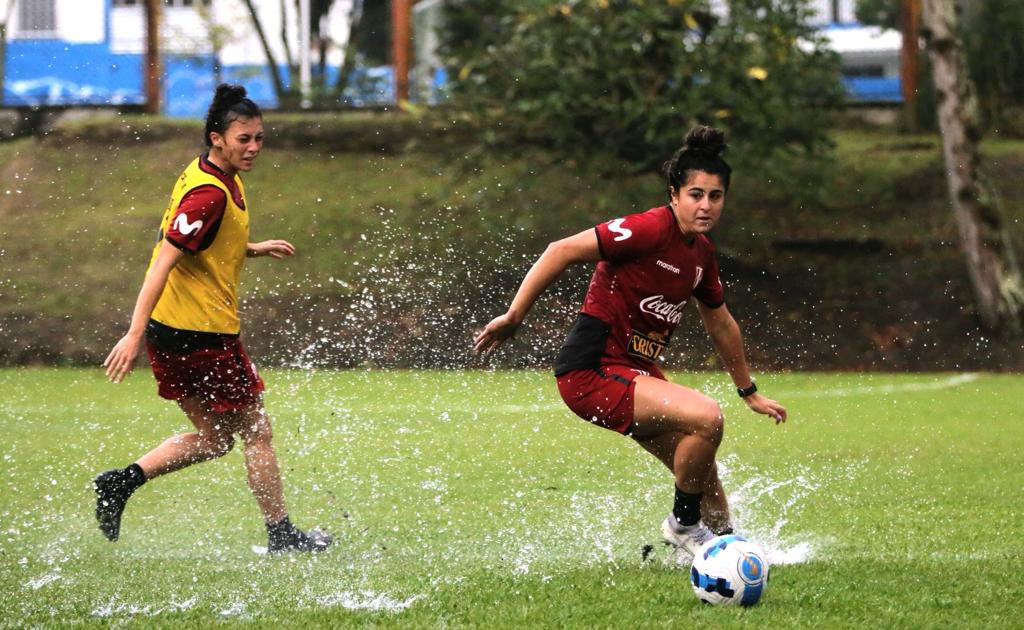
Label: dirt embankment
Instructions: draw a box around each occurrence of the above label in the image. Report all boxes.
[2,115,1023,371]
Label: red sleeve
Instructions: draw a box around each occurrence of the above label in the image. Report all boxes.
[694,245,725,308]
[594,210,669,262]
[165,185,227,253]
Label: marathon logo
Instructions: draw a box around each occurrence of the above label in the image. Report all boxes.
[627,330,668,362]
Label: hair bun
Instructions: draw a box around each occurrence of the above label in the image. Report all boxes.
[683,126,727,156]
[212,83,248,110]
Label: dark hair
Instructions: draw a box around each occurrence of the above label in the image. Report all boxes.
[663,126,731,200]
[204,83,262,147]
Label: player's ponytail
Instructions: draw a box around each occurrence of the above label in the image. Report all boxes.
[204,83,262,147]
[663,125,732,199]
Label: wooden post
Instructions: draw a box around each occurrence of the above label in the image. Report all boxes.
[900,0,921,123]
[391,0,410,104]
[144,0,162,115]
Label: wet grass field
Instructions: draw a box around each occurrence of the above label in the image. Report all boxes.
[1,368,1021,627]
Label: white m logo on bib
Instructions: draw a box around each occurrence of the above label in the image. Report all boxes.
[174,212,203,236]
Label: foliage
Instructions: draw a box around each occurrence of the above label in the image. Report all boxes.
[961,0,1024,132]
[853,0,897,30]
[438,0,845,174]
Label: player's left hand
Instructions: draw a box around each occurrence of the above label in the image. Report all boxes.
[744,393,787,424]
[248,240,296,259]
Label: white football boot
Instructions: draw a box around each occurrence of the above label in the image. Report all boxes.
[661,515,715,557]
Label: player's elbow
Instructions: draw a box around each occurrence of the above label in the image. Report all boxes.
[545,237,588,265]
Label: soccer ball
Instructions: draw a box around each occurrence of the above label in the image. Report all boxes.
[690,535,769,606]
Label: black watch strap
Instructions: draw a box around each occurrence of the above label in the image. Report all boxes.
[737,381,757,398]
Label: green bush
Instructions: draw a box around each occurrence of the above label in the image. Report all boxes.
[439,0,845,176]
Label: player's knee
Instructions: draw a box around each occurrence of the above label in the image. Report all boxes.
[241,421,272,446]
[695,401,724,445]
[202,434,235,458]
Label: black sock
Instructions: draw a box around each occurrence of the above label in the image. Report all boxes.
[125,463,146,490]
[673,487,702,527]
[267,515,294,537]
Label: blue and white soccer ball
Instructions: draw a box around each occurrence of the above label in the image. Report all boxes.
[690,535,769,606]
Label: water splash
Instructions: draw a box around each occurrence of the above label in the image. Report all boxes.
[312,590,424,612]
[717,453,866,565]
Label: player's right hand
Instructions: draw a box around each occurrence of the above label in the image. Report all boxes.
[473,312,520,354]
[104,333,143,383]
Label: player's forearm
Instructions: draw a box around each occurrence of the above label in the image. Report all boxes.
[708,318,753,388]
[507,243,574,323]
[125,243,181,336]
[125,269,171,336]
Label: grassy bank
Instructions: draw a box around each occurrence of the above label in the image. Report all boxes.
[1,113,1023,369]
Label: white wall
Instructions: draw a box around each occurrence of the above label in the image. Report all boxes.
[57,0,104,43]
[213,0,354,68]
[102,0,354,66]
[9,0,104,41]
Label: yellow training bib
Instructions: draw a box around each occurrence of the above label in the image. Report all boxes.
[147,157,249,334]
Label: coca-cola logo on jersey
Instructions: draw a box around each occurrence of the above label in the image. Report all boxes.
[639,295,687,324]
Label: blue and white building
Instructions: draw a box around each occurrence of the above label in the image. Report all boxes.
[1,0,378,116]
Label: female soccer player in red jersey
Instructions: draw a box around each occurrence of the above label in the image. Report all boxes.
[96,84,330,553]
[475,126,787,554]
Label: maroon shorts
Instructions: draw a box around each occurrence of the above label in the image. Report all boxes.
[556,364,665,434]
[146,337,265,413]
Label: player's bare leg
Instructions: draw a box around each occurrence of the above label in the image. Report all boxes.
[94,396,236,541]
[234,401,287,523]
[701,464,732,535]
[632,376,723,554]
[234,400,332,553]
[137,396,236,477]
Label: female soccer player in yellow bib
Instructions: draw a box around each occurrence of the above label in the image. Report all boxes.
[97,84,330,553]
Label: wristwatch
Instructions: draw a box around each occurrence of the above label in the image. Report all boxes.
[737,381,757,398]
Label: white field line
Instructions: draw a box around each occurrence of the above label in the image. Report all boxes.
[774,373,981,398]
[346,373,983,415]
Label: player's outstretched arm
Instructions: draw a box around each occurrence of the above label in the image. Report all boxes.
[247,240,295,259]
[697,302,787,424]
[474,229,601,354]
[104,241,184,383]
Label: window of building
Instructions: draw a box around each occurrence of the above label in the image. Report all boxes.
[112,0,211,6]
[844,65,886,78]
[17,0,57,34]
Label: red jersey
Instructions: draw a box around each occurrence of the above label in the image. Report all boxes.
[554,206,724,375]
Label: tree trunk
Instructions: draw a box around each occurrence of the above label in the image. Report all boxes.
[143,0,162,114]
[334,0,363,98]
[242,0,289,103]
[1,22,7,104]
[391,0,410,104]
[921,0,1024,334]
[1,1,14,107]
[900,0,920,128]
[279,0,296,79]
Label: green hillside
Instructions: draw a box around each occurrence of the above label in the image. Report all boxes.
[1,113,1023,369]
